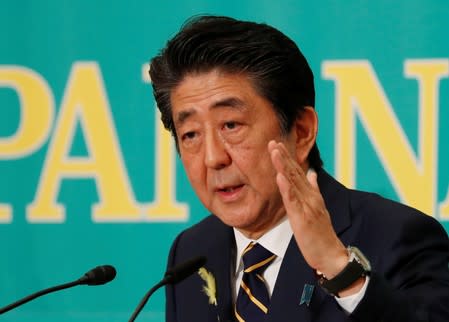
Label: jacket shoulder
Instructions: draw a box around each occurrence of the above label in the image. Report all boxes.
[167,215,233,264]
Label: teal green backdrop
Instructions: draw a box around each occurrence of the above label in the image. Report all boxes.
[1,1,448,321]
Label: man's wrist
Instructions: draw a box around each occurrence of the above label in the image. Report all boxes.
[317,246,371,297]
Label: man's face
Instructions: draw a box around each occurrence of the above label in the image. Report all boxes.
[170,69,298,238]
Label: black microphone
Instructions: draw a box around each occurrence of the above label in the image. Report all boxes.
[128,256,206,322]
[78,265,117,285]
[0,265,116,315]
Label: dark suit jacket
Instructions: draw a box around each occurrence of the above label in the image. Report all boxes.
[165,169,449,322]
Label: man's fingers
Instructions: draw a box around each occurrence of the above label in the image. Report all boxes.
[269,140,311,196]
[269,144,286,176]
[306,168,319,191]
[275,172,291,202]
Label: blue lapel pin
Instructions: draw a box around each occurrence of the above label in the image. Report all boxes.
[300,283,315,306]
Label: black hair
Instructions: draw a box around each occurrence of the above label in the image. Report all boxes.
[149,15,322,169]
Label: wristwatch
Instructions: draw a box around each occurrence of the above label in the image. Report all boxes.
[317,246,371,297]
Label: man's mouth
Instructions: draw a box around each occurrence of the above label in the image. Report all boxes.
[217,184,244,193]
[214,183,246,202]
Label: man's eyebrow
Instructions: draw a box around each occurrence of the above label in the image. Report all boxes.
[176,109,196,125]
[211,97,246,110]
[175,97,246,125]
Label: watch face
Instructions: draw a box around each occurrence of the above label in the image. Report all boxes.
[349,246,371,271]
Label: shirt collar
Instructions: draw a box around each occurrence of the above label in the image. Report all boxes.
[233,216,293,274]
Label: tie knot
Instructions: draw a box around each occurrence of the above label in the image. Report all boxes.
[242,243,276,274]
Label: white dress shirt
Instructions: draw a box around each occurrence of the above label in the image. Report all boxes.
[233,216,369,314]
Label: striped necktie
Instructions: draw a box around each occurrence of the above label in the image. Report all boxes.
[235,242,276,322]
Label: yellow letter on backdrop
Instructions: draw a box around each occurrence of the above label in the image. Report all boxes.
[323,60,448,216]
[141,63,188,221]
[0,66,55,222]
[406,60,449,218]
[27,62,140,222]
[141,109,188,221]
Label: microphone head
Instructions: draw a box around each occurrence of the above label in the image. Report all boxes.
[80,265,117,286]
[164,256,207,285]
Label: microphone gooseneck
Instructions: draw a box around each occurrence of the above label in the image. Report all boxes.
[128,256,207,322]
[0,265,116,315]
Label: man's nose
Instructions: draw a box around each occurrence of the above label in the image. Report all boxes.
[204,130,231,169]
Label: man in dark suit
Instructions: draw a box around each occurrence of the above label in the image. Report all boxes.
[149,15,449,321]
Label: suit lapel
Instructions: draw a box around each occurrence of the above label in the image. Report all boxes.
[202,221,236,322]
[267,238,327,322]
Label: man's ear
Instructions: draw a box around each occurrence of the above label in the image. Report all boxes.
[294,106,318,164]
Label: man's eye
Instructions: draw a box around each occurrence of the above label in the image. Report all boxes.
[182,131,196,140]
[224,122,238,130]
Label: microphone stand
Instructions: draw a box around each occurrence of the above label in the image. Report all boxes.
[128,278,168,322]
[127,256,206,322]
[0,279,81,315]
[0,265,116,315]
